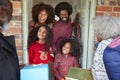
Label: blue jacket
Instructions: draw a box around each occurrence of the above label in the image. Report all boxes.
[103,45,120,80]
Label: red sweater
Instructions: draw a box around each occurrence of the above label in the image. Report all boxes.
[28,42,54,64]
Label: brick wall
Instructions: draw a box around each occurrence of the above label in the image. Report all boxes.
[3,0,23,64]
[96,0,120,18]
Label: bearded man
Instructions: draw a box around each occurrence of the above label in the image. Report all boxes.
[0,0,20,80]
[52,2,73,54]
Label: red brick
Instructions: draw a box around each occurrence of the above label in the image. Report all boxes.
[118,13,120,18]
[16,46,22,50]
[109,1,117,5]
[118,1,120,6]
[15,42,22,46]
[111,13,117,16]
[114,7,120,12]
[17,50,23,56]
[111,13,118,17]
[96,12,104,15]
[6,28,22,33]
[15,39,22,44]
[96,6,112,12]
[111,13,120,18]
[12,2,21,8]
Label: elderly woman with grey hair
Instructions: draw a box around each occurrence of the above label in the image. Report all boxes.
[91,16,120,80]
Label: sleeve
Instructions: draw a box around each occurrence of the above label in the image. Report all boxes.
[52,55,63,80]
[52,24,59,53]
[52,42,57,53]
[28,45,34,64]
[104,47,120,80]
[52,24,58,43]
[73,57,79,67]
[47,50,54,62]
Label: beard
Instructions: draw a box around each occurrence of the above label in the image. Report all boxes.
[60,17,69,23]
[0,16,9,30]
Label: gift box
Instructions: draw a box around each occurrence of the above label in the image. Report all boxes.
[20,64,49,80]
[66,67,93,80]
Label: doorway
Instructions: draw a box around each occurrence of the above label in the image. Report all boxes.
[22,0,96,68]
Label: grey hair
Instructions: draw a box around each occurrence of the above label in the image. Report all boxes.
[92,16,120,39]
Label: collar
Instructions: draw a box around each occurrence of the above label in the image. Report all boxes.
[62,54,71,57]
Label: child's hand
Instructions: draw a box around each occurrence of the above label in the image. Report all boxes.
[19,64,25,69]
[39,51,48,60]
[61,78,65,80]
[87,68,91,71]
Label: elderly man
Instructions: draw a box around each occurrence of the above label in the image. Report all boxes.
[0,0,20,80]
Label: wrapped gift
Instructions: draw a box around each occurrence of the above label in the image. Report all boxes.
[66,67,93,80]
[20,64,49,80]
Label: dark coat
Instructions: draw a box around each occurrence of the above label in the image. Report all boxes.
[0,32,20,80]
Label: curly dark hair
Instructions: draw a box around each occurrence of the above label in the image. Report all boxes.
[32,2,55,24]
[59,38,82,60]
[55,2,73,17]
[28,25,53,52]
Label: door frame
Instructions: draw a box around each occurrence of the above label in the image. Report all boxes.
[22,0,32,64]
[80,0,96,68]
[22,0,97,67]
[87,0,96,68]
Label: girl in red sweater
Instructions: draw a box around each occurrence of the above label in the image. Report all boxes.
[28,25,54,64]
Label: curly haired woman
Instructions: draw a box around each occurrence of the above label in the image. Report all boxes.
[29,2,55,32]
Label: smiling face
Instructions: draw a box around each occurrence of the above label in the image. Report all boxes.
[37,26,47,41]
[59,10,69,22]
[62,42,71,55]
[38,10,48,24]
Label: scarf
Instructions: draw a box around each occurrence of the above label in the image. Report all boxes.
[92,38,113,80]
